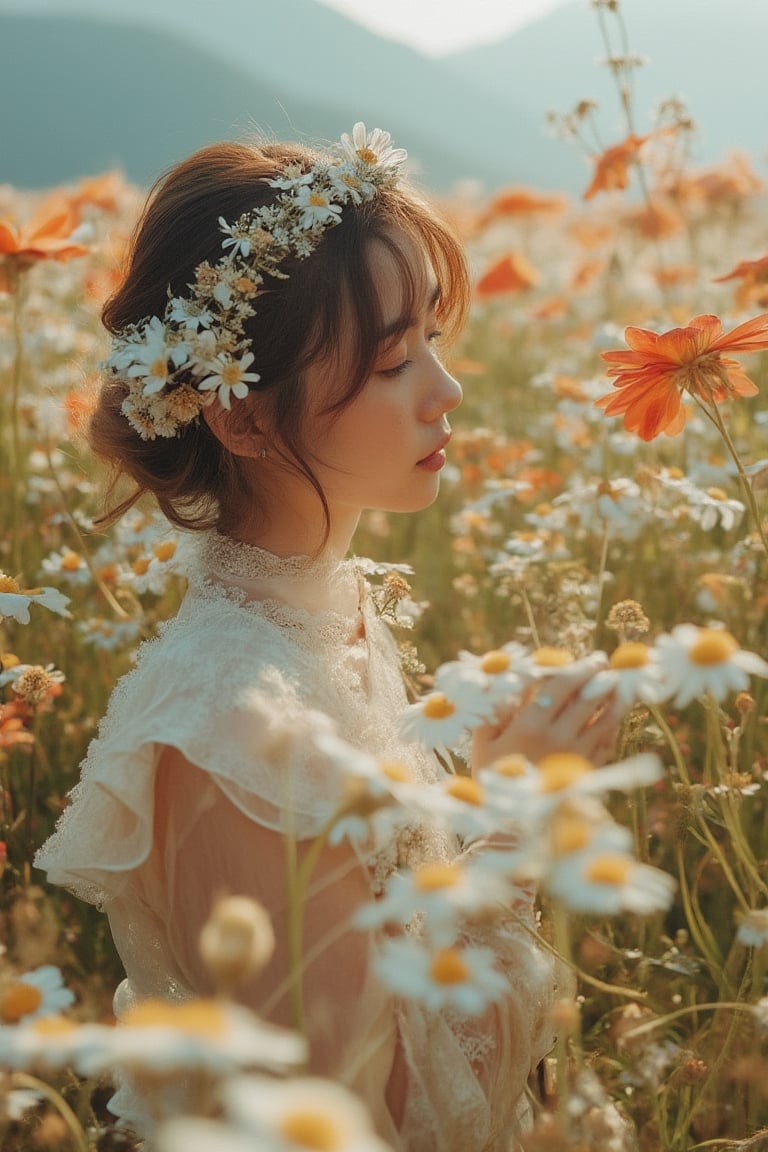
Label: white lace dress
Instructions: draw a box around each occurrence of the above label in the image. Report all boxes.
[35,532,559,1150]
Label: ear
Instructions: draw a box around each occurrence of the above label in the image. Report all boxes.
[202,392,270,460]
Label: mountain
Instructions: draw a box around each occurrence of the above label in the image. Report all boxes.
[446,0,768,179]
[1,0,765,196]
[0,3,565,193]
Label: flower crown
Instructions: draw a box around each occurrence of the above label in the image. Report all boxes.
[104,124,408,440]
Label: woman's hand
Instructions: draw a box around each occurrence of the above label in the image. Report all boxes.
[471,659,625,774]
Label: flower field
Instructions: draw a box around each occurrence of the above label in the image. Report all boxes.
[3,4,768,1149]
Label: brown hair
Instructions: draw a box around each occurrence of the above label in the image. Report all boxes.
[91,138,470,537]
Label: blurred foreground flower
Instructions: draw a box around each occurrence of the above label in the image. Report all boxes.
[475,251,538,297]
[596,313,768,440]
[0,576,71,624]
[0,966,74,1024]
[0,204,89,266]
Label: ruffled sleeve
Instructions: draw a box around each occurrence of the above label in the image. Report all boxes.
[34,596,348,907]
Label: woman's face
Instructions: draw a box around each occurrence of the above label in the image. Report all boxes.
[301,233,463,522]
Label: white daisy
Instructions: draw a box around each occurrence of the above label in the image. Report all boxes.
[198,351,261,409]
[158,1118,258,1152]
[167,295,213,330]
[340,122,408,172]
[218,215,253,258]
[435,644,525,714]
[40,548,91,585]
[581,641,671,706]
[223,1074,392,1152]
[124,316,190,395]
[292,183,344,230]
[399,690,489,750]
[547,841,675,915]
[374,938,508,1015]
[654,624,768,708]
[0,577,71,624]
[688,486,744,531]
[355,857,510,946]
[0,966,75,1024]
[81,999,305,1077]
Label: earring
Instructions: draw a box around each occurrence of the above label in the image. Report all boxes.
[258,446,267,459]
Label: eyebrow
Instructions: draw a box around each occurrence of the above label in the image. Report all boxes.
[378,283,441,342]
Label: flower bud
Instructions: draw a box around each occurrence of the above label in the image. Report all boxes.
[199,895,275,997]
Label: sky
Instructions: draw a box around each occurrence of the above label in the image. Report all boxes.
[316,0,572,55]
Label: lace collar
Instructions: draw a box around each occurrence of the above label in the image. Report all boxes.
[188,531,368,645]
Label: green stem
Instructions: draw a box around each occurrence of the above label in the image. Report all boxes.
[695,395,768,556]
[10,1072,90,1152]
[648,703,691,785]
[552,903,572,1134]
[9,266,25,576]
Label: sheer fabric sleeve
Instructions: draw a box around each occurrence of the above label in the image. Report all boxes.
[136,748,404,1142]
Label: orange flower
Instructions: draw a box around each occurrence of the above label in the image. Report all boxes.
[583,133,650,201]
[475,252,538,298]
[0,204,89,265]
[481,186,565,226]
[596,313,768,441]
[713,255,768,310]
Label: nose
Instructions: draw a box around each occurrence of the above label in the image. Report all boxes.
[424,361,463,421]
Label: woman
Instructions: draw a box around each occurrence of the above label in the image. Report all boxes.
[36,125,621,1149]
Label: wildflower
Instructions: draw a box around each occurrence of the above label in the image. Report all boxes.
[435,644,525,714]
[374,938,508,1015]
[399,691,488,749]
[11,664,65,705]
[196,351,261,409]
[199,896,275,995]
[581,642,670,706]
[93,999,305,1076]
[223,1074,393,1152]
[339,122,408,171]
[654,624,768,708]
[548,836,675,914]
[355,858,510,946]
[596,313,768,441]
[583,133,650,200]
[0,203,89,264]
[480,187,565,226]
[0,576,71,624]
[0,967,74,1024]
[713,254,768,310]
[475,252,538,297]
[40,548,91,585]
[605,599,650,640]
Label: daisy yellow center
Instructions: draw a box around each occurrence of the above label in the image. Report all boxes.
[122,998,225,1036]
[341,173,362,190]
[667,466,685,479]
[689,629,739,666]
[32,1016,77,1036]
[0,575,20,594]
[356,147,378,165]
[308,191,330,207]
[610,642,650,670]
[537,753,593,792]
[446,777,484,805]
[0,982,42,1023]
[414,863,462,891]
[552,813,592,856]
[60,551,82,571]
[150,356,168,379]
[153,540,177,562]
[430,948,470,985]
[493,754,528,777]
[481,650,512,674]
[131,557,151,576]
[706,487,728,501]
[220,363,243,387]
[0,653,20,669]
[279,1111,341,1150]
[532,647,574,668]
[585,854,631,886]
[379,760,412,783]
[423,693,455,720]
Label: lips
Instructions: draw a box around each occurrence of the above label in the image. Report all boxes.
[417,432,451,465]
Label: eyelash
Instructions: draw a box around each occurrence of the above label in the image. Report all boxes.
[379,331,442,379]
